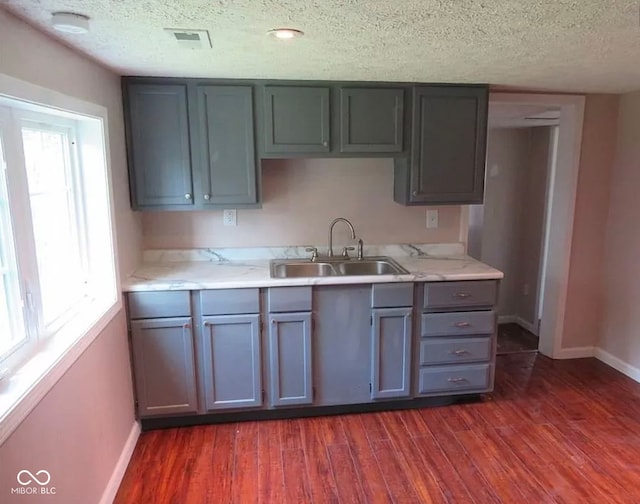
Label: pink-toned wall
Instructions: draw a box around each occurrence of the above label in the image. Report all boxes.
[599,90,640,365]
[561,94,619,349]
[0,8,139,503]
[143,158,462,250]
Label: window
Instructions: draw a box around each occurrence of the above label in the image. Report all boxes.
[0,100,117,372]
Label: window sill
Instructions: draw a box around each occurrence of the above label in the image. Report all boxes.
[0,295,122,445]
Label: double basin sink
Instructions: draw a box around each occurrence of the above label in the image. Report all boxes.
[270,257,409,278]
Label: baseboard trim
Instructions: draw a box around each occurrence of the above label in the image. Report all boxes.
[497,315,538,335]
[554,346,596,359]
[595,348,640,384]
[99,421,140,504]
[515,316,537,335]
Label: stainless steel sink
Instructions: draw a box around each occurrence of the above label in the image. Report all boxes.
[336,258,407,276]
[270,257,408,278]
[271,261,336,278]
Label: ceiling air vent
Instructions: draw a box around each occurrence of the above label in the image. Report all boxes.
[164,28,212,49]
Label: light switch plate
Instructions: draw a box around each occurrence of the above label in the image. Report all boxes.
[426,209,439,229]
[223,209,237,227]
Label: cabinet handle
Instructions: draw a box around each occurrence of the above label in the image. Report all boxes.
[203,193,211,200]
[454,322,471,328]
[185,193,192,200]
[449,349,470,356]
[453,292,471,299]
[447,377,468,384]
[271,319,277,325]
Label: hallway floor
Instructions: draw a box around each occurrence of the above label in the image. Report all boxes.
[497,322,539,354]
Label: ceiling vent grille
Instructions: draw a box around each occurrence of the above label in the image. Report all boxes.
[164,28,212,49]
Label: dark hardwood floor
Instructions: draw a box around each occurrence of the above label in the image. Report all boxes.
[497,323,539,354]
[115,354,640,503]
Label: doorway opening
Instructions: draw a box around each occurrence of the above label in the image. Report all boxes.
[464,93,585,358]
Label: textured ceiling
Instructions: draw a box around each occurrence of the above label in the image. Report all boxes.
[2,0,640,93]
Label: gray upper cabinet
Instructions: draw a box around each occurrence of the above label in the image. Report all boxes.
[263,86,331,153]
[268,312,313,407]
[131,317,198,417]
[125,83,194,209]
[201,314,262,410]
[196,85,257,205]
[340,88,404,153]
[395,85,488,205]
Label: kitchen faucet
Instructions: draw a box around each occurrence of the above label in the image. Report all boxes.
[327,217,356,258]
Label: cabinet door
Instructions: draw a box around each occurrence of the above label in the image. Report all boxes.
[125,83,194,208]
[340,88,404,153]
[268,312,313,406]
[371,308,412,399]
[131,317,197,417]
[201,314,262,410]
[263,86,330,153]
[409,86,488,204]
[196,86,258,205]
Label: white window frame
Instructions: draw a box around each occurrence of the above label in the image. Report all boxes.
[0,73,122,446]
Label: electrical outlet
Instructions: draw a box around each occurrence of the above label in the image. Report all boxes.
[426,209,439,229]
[223,209,237,227]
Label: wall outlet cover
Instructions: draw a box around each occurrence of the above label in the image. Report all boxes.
[223,209,237,226]
[426,209,439,229]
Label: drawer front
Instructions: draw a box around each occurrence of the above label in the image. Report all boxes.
[423,281,497,311]
[268,286,312,313]
[371,283,413,308]
[418,364,491,395]
[128,291,190,319]
[419,337,492,365]
[421,311,495,337]
[200,288,259,315]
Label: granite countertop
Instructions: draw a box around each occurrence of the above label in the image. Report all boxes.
[123,243,503,292]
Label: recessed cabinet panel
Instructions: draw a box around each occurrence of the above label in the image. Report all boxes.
[201,314,262,410]
[263,86,331,153]
[371,308,412,399]
[409,86,488,204]
[340,88,404,153]
[126,84,194,208]
[197,86,257,205]
[131,317,198,417]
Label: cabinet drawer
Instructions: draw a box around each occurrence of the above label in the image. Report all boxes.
[419,337,492,365]
[200,288,259,315]
[421,311,495,337]
[418,364,491,395]
[423,281,497,311]
[371,283,413,308]
[268,287,312,312]
[128,291,190,319]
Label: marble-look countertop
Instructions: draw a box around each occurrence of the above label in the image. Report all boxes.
[123,244,503,292]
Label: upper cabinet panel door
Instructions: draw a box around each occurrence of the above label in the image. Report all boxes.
[340,88,404,153]
[196,86,258,206]
[410,86,488,204]
[125,83,194,208]
[263,86,331,153]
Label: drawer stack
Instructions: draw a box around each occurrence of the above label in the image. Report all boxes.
[417,280,498,396]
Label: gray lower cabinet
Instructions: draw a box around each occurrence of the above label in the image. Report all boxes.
[394,85,489,205]
[125,83,194,209]
[371,307,412,399]
[263,86,331,153]
[340,87,404,153]
[130,317,198,417]
[196,85,257,205]
[268,312,313,406]
[201,314,262,410]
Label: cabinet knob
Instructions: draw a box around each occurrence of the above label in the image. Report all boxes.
[185,193,192,200]
[412,191,418,197]
[203,193,211,200]
[183,323,191,329]
[322,141,328,147]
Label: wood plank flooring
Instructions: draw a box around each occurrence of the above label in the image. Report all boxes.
[114,354,640,503]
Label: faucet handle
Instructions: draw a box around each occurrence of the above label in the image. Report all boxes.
[357,238,364,260]
[341,246,356,259]
[305,247,319,262]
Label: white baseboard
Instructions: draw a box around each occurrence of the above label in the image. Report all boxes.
[595,348,640,383]
[554,346,596,359]
[515,316,537,335]
[99,421,140,504]
[497,315,538,336]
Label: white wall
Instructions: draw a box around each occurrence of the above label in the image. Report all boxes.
[599,90,640,368]
[0,8,140,503]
